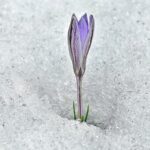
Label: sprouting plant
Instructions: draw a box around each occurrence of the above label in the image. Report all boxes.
[68,13,95,122]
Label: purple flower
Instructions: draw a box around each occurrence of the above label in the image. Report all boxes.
[68,13,95,77]
[68,13,95,120]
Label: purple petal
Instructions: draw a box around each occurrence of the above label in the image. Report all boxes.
[82,15,95,71]
[84,15,94,55]
[78,13,89,48]
[83,13,88,26]
[68,14,83,75]
[89,15,94,27]
[68,14,76,63]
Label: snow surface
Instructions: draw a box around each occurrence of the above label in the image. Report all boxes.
[0,0,150,149]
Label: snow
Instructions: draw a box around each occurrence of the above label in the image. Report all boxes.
[0,0,150,149]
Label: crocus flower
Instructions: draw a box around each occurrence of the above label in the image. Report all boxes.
[68,13,95,120]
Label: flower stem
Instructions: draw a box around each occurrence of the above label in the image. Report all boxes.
[73,101,76,120]
[76,76,83,119]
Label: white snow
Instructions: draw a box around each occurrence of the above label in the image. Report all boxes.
[0,0,150,149]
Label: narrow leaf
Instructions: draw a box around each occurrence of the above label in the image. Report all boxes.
[84,105,89,122]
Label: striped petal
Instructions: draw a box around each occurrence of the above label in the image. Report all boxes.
[82,15,95,72]
[68,14,83,75]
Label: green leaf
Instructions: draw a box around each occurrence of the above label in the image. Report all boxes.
[84,105,89,122]
[73,101,76,120]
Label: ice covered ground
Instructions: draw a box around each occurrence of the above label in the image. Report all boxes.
[0,0,150,149]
